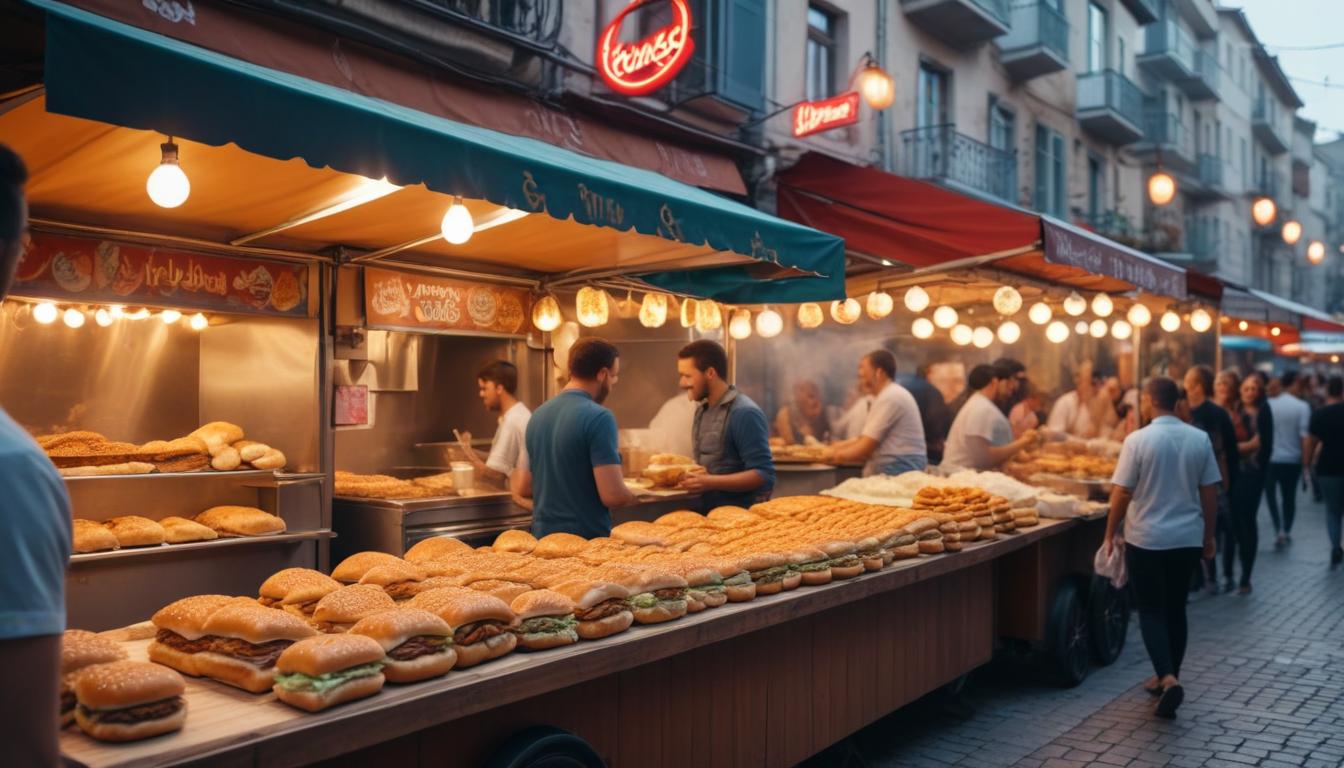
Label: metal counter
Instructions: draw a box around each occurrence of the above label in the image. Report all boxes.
[772,462,864,497]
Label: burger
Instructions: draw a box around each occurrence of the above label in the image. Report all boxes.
[258,568,340,619]
[855,536,885,572]
[272,634,387,712]
[625,569,688,624]
[720,566,756,602]
[330,551,408,584]
[681,566,729,612]
[549,580,633,640]
[358,562,427,601]
[510,590,579,651]
[403,535,473,564]
[917,530,945,554]
[350,608,455,683]
[530,532,589,559]
[60,629,127,726]
[739,553,790,596]
[884,532,920,560]
[790,547,833,586]
[73,660,186,742]
[821,540,864,579]
[654,510,708,528]
[492,529,538,554]
[147,594,259,676]
[155,601,317,693]
[311,585,397,633]
[409,587,517,667]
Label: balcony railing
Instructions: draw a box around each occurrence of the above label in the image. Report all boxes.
[1143,18,1196,74]
[1141,109,1194,162]
[1077,69,1146,143]
[900,125,1017,203]
[1188,49,1220,99]
[999,0,1069,57]
[901,0,1010,47]
[423,0,562,46]
[1185,218,1219,261]
[1196,153,1222,188]
[1084,209,1137,242]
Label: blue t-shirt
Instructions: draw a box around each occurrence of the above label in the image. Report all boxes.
[0,408,72,639]
[524,389,622,539]
[693,390,776,511]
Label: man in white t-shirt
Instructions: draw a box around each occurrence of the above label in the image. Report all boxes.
[457,360,531,490]
[942,362,1039,470]
[1047,359,1100,437]
[1265,370,1312,546]
[826,350,927,475]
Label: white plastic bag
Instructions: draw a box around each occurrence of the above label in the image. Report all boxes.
[1094,537,1128,589]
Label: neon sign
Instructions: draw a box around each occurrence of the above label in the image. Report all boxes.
[792,92,861,138]
[597,0,695,96]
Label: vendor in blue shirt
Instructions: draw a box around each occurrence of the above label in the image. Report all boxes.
[513,336,635,538]
[675,340,775,511]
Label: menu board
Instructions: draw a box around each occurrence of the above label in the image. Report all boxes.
[363,266,530,335]
[12,233,310,316]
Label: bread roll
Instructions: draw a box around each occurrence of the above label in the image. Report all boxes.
[190,422,245,456]
[73,519,120,553]
[59,462,155,477]
[195,506,286,536]
[211,446,242,471]
[233,440,270,463]
[160,516,219,543]
[104,516,166,547]
[249,448,286,471]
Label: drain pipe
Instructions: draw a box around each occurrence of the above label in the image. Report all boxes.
[875,0,890,171]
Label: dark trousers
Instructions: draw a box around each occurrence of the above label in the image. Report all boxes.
[1320,475,1344,552]
[1230,469,1264,587]
[1201,489,1234,584]
[1265,462,1303,535]
[1126,545,1201,680]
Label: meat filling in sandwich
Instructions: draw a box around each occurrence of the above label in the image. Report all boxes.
[749,565,790,585]
[454,620,509,646]
[387,635,450,661]
[154,629,292,668]
[574,598,627,621]
[516,615,578,635]
[78,697,184,726]
[628,587,687,610]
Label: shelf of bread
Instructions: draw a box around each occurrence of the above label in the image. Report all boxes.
[70,529,335,564]
[63,468,278,483]
[42,421,288,479]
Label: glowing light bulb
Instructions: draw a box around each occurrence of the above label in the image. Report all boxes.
[728,309,752,340]
[1282,220,1303,245]
[1271,326,1282,337]
[904,286,930,313]
[109,305,125,319]
[972,326,994,348]
[1028,302,1052,325]
[161,309,182,324]
[797,302,824,329]
[756,307,783,338]
[830,298,861,325]
[1063,292,1087,317]
[33,302,58,324]
[63,308,85,328]
[638,293,668,328]
[126,308,151,320]
[190,313,208,331]
[951,324,973,346]
[1075,320,1089,335]
[146,140,190,208]
[696,301,723,332]
[94,308,114,327]
[865,291,894,320]
[1127,303,1152,327]
[932,305,958,329]
[532,295,562,332]
[1308,241,1326,265]
[855,61,895,110]
[997,321,1021,344]
[1111,320,1133,340]
[992,286,1023,316]
[1160,311,1181,333]
[681,298,697,328]
[1190,308,1213,333]
[1147,171,1176,206]
[1046,320,1070,344]
[1091,293,1113,318]
[576,287,610,328]
[911,317,935,339]
[1238,320,1249,332]
[440,196,474,245]
[1252,196,1277,226]
[1089,319,1108,338]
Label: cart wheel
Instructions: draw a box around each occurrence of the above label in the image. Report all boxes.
[484,726,604,768]
[1045,577,1090,688]
[1087,575,1129,666]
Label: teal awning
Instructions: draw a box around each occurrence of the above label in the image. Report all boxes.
[33,0,845,303]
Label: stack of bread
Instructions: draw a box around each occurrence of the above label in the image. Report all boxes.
[640,453,705,489]
[40,421,285,477]
[71,505,285,553]
[333,470,457,500]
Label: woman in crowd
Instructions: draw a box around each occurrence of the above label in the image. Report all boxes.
[774,379,830,444]
[1222,370,1273,595]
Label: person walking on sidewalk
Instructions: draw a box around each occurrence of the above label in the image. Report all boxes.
[1265,371,1312,547]
[1104,377,1219,720]
[1184,365,1237,594]
[1306,375,1344,569]
[1228,372,1273,595]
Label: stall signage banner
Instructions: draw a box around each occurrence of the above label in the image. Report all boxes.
[1043,221,1187,300]
[792,92,861,138]
[364,267,530,335]
[597,0,695,96]
[12,232,309,315]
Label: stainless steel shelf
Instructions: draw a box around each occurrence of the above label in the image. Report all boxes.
[70,529,334,564]
[63,468,277,483]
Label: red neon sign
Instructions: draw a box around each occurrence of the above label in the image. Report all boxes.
[597,0,695,96]
[792,91,861,138]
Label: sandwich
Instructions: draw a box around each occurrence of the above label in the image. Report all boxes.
[331,551,408,583]
[410,587,517,667]
[610,521,671,547]
[918,530,946,554]
[142,435,211,473]
[681,566,728,612]
[549,580,634,640]
[60,629,127,727]
[350,608,455,683]
[257,568,341,618]
[103,516,165,548]
[510,590,579,651]
[855,536,885,572]
[158,600,316,693]
[492,529,538,554]
[404,535,473,563]
[626,569,688,624]
[358,562,426,601]
[885,532,920,560]
[160,516,218,543]
[531,532,589,559]
[194,505,286,536]
[72,660,186,742]
[468,579,534,604]
[790,547,833,586]
[821,540,864,579]
[720,565,757,602]
[148,594,254,676]
[73,519,120,553]
[311,585,397,633]
[272,633,386,712]
[740,553,790,596]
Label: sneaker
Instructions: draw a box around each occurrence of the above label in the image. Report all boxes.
[1223,579,1237,593]
[1331,549,1343,569]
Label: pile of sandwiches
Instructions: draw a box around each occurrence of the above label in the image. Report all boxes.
[40,421,286,477]
[59,629,187,743]
[911,486,1039,538]
[72,505,287,553]
[640,453,706,489]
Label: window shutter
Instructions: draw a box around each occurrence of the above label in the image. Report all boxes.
[717,0,766,111]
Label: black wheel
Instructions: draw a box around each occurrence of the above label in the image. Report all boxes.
[483,726,604,768]
[1045,577,1090,688]
[1087,574,1129,666]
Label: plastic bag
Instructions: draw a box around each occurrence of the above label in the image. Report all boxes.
[1094,537,1127,588]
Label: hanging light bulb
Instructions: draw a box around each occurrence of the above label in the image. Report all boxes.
[1063,292,1087,316]
[1111,319,1133,340]
[146,138,190,208]
[1238,320,1250,332]
[63,308,85,328]
[440,196,475,245]
[830,298,861,325]
[997,321,1021,344]
[94,308,114,327]
[160,309,182,324]
[1046,320,1070,344]
[189,313,208,331]
[972,326,994,348]
[1091,293,1114,318]
[992,285,1023,316]
[1189,308,1213,333]
[638,292,669,328]
[1147,170,1176,206]
[728,309,752,340]
[756,307,784,338]
[911,317,935,339]
[1252,196,1277,227]
[950,324,974,346]
[1089,319,1108,338]
[681,297,698,328]
[904,285,930,313]
[1075,320,1090,335]
[1308,240,1326,265]
[797,302,824,329]
[1160,310,1181,332]
[1282,220,1303,245]
[696,300,723,331]
[125,307,151,320]
[1127,303,1152,327]
[532,294,562,332]
[109,305,125,319]
[932,305,958,329]
[33,302,58,324]
[576,287,609,328]
[1271,326,1282,337]
[865,291,894,320]
[854,56,895,110]
[1028,302,1052,325]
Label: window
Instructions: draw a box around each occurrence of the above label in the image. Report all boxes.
[1241,138,1249,187]
[1117,38,1125,77]
[990,101,1014,154]
[1087,2,1108,73]
[805,6,836,101]
[1035,124,1066,218]
[917,63,949,128]
[1087,155,1103,222]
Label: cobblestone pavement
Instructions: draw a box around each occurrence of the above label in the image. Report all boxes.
[800,496,1344,768]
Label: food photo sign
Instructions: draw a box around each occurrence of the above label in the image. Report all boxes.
[13,233,310,316]
[363,267,530,336]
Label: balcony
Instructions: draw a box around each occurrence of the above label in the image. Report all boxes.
[900,125,1017,203]
[1253,99,1290,154]
[902,0,1010,48]
[1186,153,1228,201]
[1132,109,1194,170]
[421,0,563,45]
[1119,0,1160,24]
[1172,0,1218,38]
[1138,19,1196,81]
[997,1,1069,81]
[1180,49,1220,100]
[1077,70,1146,145]
[1155,217,1219,271]
[1253,168,1284,202]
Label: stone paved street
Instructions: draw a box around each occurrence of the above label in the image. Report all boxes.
[801,496,1344,768]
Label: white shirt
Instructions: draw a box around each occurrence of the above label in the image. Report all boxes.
[1112,415,1221,550]
[648,393,696,458]
[485,401,532,476]
[1046,390,1097,437]
[942,392,1014,470]
[1267,393,1311,464]
[860,381,927,476]
[832,395,873,441]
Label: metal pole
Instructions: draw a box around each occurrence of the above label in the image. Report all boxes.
[875,0,890,171]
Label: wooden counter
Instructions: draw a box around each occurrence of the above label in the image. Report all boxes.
[61,519,1079,768]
